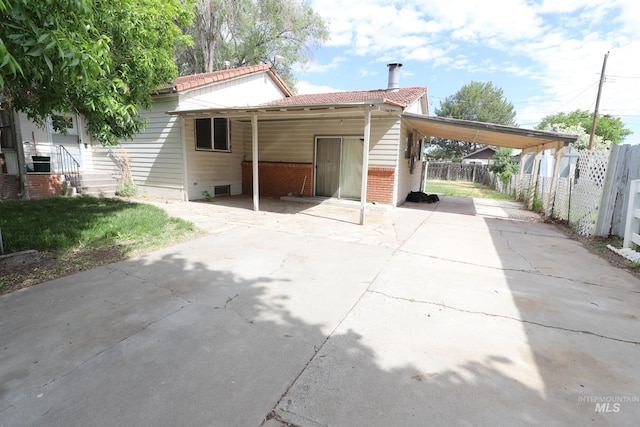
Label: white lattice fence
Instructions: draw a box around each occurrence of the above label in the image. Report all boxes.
[518,174,533,201]
[569,150,609,236]
[552,177,571,220]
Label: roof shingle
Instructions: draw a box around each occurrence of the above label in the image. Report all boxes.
[167,64,293,95]
[262,86,427,108]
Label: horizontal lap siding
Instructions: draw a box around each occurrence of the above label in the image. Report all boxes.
[396,121,415,205]
[180,74,286,110]
[183,118,245,200]
[239,115,401,205]
[92,97,184,199]
[243,115,400,168]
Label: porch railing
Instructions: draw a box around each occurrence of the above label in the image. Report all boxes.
[56,145,80,191]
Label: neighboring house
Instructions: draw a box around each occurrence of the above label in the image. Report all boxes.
[461,146,497,165]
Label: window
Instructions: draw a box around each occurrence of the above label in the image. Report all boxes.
[0,104,16,150]
[195,118,230,151]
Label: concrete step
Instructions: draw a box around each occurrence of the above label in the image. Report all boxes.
[75,172,118,197]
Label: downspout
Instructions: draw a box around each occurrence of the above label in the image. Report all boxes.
[13,111,29,199]
[360,107,371,225]
[251,113,259,211]
[180,116,189,201]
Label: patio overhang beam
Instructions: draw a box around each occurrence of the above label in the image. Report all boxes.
[166,99,402,120]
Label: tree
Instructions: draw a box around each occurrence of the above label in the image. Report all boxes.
[1,0,194,145]
[489,147,518,187]
[542,123,609,151]
[429,81,517,159]
[176,0,329,91]
[536,109,631,147]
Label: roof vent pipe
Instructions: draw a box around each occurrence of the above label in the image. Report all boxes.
[387,62,402,91]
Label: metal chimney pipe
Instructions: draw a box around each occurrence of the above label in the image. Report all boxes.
[387,62,402,91]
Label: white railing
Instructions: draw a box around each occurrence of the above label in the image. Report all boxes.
[623,180,640,249]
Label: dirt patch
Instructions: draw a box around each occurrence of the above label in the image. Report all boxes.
[0,245,127,295]
[552,220,640,281]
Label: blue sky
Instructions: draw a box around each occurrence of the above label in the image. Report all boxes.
[292,0,640,144]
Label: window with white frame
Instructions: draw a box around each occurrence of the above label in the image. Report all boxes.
[195,118,230,151]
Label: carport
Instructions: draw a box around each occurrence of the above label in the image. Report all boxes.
[402,113,579,216]
[170,104,577,224]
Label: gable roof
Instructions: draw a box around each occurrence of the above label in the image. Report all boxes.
[462,146,497,160]
[263,86,427,109]
[158,64,294,96]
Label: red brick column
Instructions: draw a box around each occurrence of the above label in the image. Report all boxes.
[0,174,20,199]
[26,174,64,199]
[366,167,395,204]
[242,162,314,197]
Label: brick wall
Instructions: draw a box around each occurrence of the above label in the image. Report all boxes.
[0,174,20,199]
[26,174,64,199]
[366,167,395,204]
[242,162,396,205]
[242,162,314,197]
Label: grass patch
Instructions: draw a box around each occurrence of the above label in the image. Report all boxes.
[425,180,514,200]
[0,197,201,256]
[0,197,204,294]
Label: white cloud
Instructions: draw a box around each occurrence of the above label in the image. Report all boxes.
[296,81,344,95]
[295,57,347,73]
[307,0,640,137]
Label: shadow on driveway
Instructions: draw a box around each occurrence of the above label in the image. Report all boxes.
[1,195,639,426]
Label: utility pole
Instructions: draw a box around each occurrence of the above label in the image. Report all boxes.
[588,51,609,150]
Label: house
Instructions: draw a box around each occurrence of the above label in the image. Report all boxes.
[461,146,497,165]
[0,64,293,199]
[3,62,579,223]
[0,99,89,199]
[167,63,431,212]
[91,64,294,200]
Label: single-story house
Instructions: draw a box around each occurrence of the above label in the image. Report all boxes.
[461,146,497,165]
[167,63,430,210]
[2,62,578,220]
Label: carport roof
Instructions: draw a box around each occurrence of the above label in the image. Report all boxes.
[403,113,578,152]
[169,98,578,152]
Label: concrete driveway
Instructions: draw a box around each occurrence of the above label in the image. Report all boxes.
[1,196,639,426]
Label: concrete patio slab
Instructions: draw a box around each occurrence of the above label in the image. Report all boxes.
[1,195,639,426]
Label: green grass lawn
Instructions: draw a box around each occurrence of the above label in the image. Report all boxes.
[0,197,201,255]
[425,179,514,200]
[0,197,203,293]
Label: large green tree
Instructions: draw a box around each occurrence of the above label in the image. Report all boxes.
[429,81,517,159]
[176,0,328,90]
[536,109,631,147]
[1,0,194,145]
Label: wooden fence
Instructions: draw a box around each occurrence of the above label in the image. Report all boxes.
[595,144,640,237]
[427,146,640,239]
[425,162,489,184]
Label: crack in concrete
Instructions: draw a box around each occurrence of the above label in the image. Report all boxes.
[500,229,540,273]
[369,290,640,346]
[400,251,638,293]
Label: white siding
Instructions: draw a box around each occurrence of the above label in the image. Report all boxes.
[396,121,414,205]
[179,73,286,111]
[243,114,401,168]
[15,112,51,168]
[92,97,185,199]
[183,118,245,200]
[404,94,428,115]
